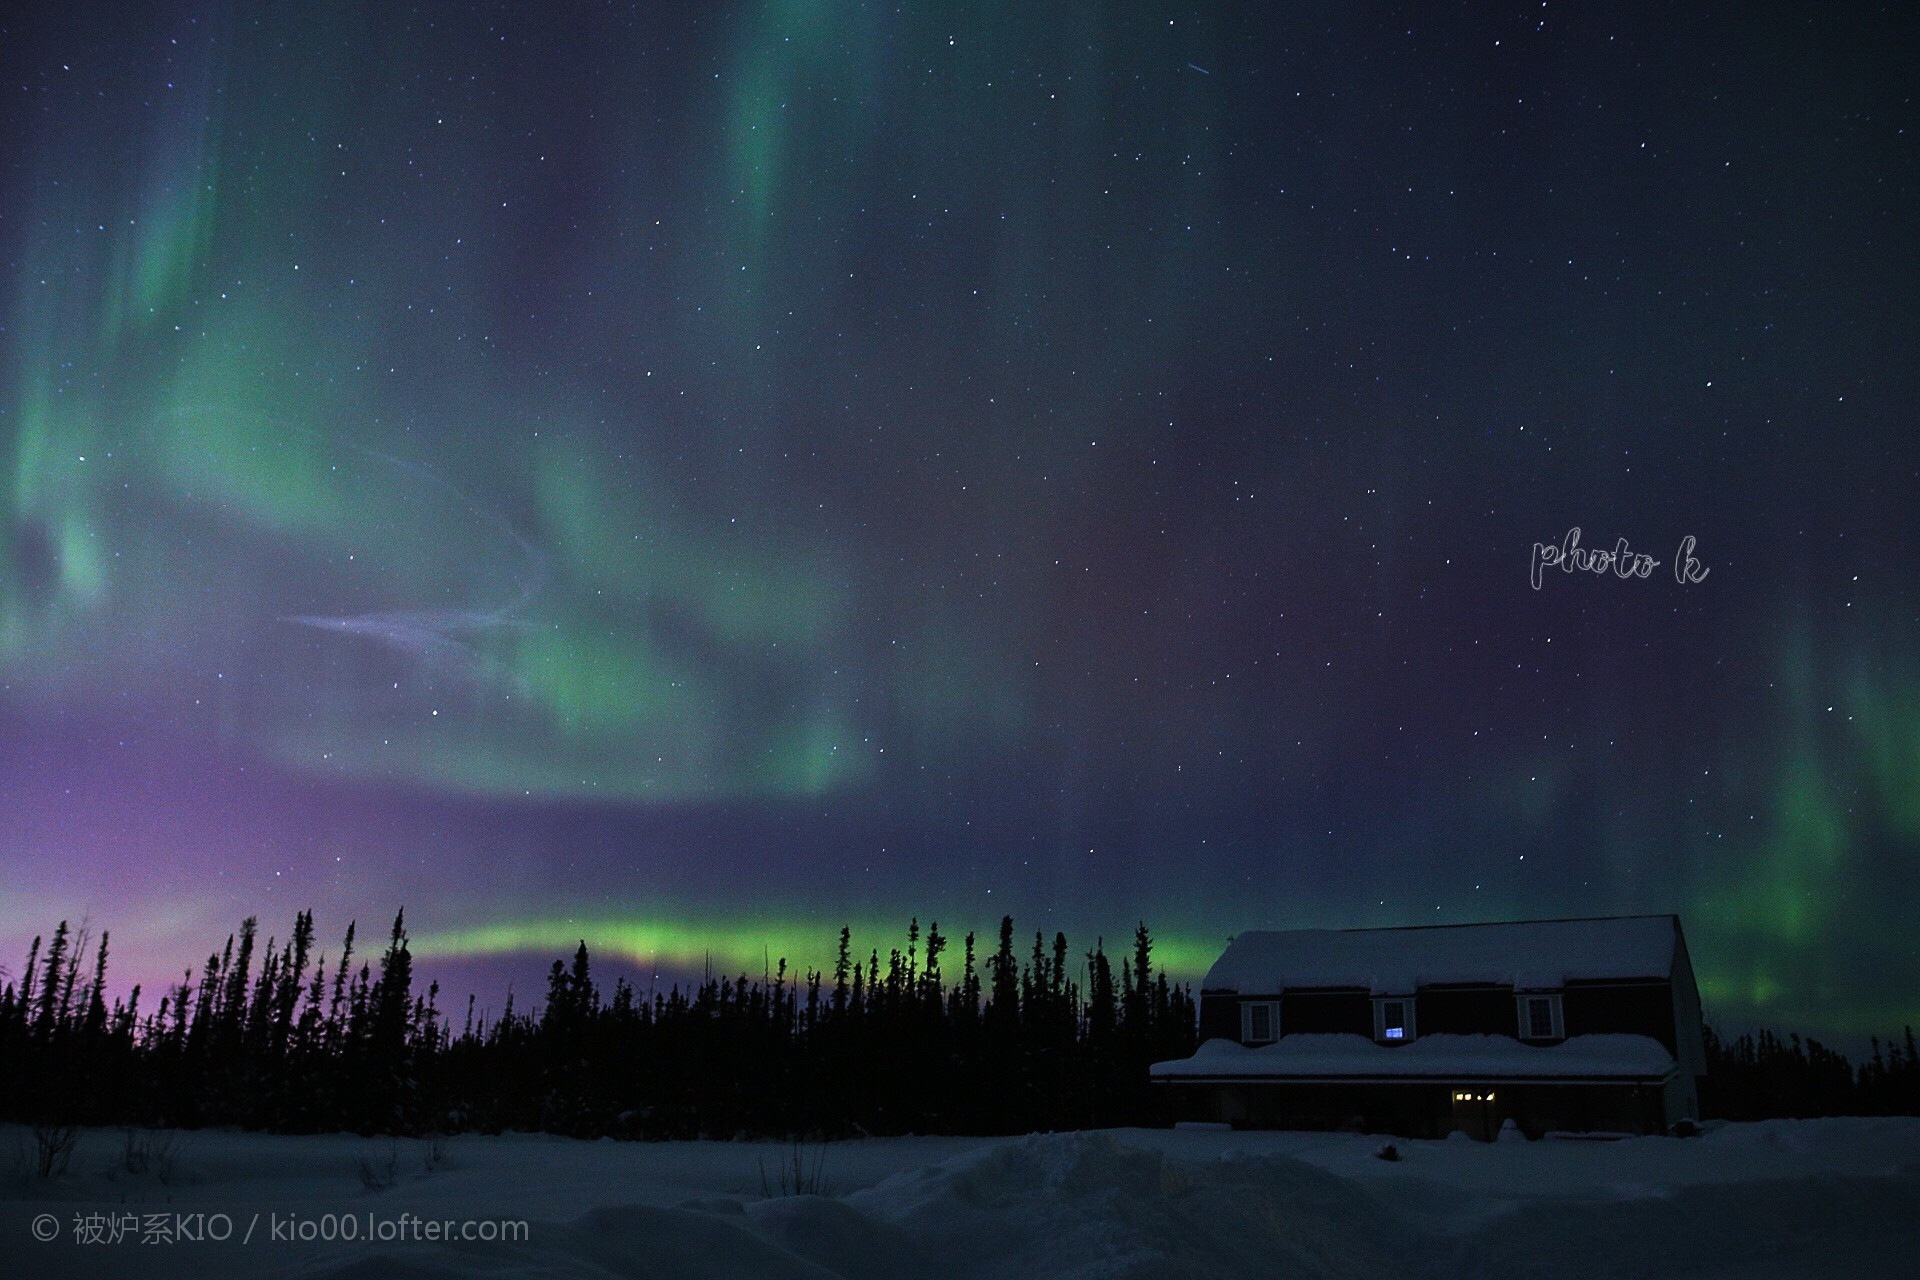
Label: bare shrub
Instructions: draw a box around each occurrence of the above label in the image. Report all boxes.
[420,1131,453,1173]
[356,1137,400,1192]
[758,1138,830,1198]
[31,1123,81,1181]
[118,1128,180,1183]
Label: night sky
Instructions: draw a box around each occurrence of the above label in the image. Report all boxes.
[2,2,1915,1038]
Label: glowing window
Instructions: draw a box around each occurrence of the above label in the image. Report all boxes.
[1373,996,1416,1043]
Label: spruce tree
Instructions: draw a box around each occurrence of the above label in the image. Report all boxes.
[35,921,69,1038]
[986,916,1019,1034]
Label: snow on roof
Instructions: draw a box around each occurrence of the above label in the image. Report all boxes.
[1151,1032,1677,1083]
[1201,915,1679,994]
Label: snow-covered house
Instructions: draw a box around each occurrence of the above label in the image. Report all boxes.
[1151,915,1707,1139]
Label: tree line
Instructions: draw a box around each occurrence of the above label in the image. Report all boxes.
[4,912,1914,1138]
[0,911,1199,1138]
[1701,1024,1920,1121]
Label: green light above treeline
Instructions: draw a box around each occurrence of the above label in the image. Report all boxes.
[411,913,1229,985]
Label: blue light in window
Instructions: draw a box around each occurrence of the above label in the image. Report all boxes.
[1385,1027,1404,1040]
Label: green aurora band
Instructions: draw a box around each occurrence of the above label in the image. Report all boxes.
[411,914,1227,991]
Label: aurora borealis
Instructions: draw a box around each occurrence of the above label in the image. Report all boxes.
[1,2,1915,1037]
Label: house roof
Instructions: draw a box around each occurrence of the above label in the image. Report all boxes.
[1201,915,1681,994]
[1150,1032,1678,1084]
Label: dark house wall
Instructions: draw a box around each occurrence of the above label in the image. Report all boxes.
[1561,979,1677,1053]
[1197,991,1242,1043]
[1666,928,1708,1123]
[1416,986,1518,1037]
[1201,989,1376,1043]
[1670,931,1708,1078]
[1351,981,1684,1047]
[1209,981,1687,1048]
[1282,990,1372,1036]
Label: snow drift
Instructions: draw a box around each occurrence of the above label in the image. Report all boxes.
[6,1119,1918,1278]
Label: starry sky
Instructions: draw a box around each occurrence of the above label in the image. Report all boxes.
[1,2,1914,1038]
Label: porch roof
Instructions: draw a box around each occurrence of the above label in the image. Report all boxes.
[1150,1032,1677,1085]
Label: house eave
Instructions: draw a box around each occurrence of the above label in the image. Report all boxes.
[1151,1067,1678,1087]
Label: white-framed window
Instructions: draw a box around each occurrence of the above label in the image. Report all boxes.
[1516,993,1564,1041]
[1240,1000,1280,1045]
[1372,996,1416,1043]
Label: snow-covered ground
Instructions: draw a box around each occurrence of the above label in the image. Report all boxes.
[5,1118,1918,1278]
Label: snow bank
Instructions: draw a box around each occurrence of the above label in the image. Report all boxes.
[831,1131,1414,1279]
[5,1118,1918,1278]
[1152,1031,1677,1081]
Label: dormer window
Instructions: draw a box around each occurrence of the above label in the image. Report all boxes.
[1373,996,1416,1043]
[1240,1000,1280,1045]
[1517,993,1564,1040]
